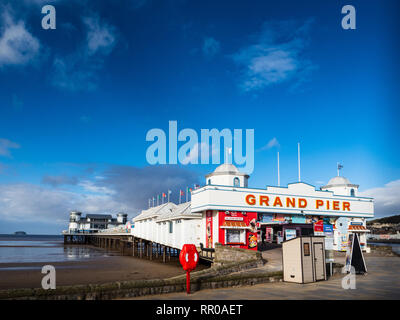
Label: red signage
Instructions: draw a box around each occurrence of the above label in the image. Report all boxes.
[314,220,324,233]
[206,210,213,248]
[218,211,258,250]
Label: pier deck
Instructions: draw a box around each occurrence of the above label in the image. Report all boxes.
[63,233,213,263]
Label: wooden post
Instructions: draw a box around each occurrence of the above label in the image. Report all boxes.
[139,240,143,258]
[168,247,171,261]
[132,239,135,257]
[162,245,166,263]
[149,242,153,260]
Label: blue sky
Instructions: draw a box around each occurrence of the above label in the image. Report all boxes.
[0,0,399,233]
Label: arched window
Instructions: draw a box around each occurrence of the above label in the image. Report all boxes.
[350,189,355,197]
[207,179,211,185]
[233,177,240,187]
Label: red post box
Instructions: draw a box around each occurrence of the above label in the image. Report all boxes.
[179,244,199,294]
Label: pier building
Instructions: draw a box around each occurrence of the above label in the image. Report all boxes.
[132,163,374,252]
[68,211,128,234]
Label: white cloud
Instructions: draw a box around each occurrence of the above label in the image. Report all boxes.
[232,19,315,92]
[0,164,201,229]
[51,14,117,91]
[0,138,20,157]
[0,9,40,67]
[79,180,116,195]
[83,15,116,56]
[202,37,220,58]
[359,180,400,218]
[0,183,127,224]
[258,137,280,151]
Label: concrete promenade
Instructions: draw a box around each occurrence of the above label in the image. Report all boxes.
[130,254,400,300]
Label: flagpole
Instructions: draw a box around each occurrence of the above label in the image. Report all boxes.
[186,188,188,203]
[297,142,301,182]
[277,151,280,187]
[179,190,181,204]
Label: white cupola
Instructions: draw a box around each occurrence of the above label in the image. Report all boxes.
[321,176,359,196]
[205,163,249,187]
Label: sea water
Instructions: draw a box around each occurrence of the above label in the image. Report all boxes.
[0,234,113,264]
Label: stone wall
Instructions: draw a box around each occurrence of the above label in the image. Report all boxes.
[369,244,400,256]
[213,243,264,267]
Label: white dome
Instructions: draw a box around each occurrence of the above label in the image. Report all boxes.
[205,163,249,187]
[327,176,351,186]
[213,163,240,174]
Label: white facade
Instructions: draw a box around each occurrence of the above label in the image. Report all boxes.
[131,163,374,251]
[321,176,359,196]
[132,202,203,250]
[68,212,127,234]
[205,164,249,188]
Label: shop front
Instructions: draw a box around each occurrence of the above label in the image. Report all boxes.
[191,163,374,252]
[218,211,258,250]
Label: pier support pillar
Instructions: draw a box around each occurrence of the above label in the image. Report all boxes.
[162,245,166,263]
[149,242,153,260]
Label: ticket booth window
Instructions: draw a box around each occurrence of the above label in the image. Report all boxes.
[226,229,245,244]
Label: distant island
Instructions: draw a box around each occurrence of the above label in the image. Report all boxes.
[14,231,27,235]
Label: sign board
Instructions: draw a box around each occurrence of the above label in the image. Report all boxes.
[344,233,367,274]
[285,229,297,241]
[323,224,334,235]
[191,186,374,218]
[314,220,324,234]
[206,211,213,248]
[225,216,244,221]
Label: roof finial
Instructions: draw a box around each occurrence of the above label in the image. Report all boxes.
[337,162,343,176]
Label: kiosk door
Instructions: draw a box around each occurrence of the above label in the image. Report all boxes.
[313,242,325,281]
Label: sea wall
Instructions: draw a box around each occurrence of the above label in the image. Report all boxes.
[0,259,281,300]
[368,244,400,257]
[213,243,264,267]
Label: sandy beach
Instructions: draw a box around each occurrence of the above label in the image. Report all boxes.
[0,246,203,290]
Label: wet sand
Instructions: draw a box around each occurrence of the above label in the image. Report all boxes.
[0,249,199,290]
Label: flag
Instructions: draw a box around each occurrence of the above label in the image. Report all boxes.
[162,193,166,198]
[194,184,199,190]
[179,189,183,204]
